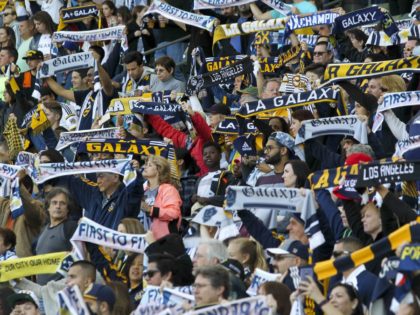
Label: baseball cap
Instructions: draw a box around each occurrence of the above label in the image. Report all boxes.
[22,50,44,60]
[221,258,245,281]
[267,239,309,261]
[7,293,39,309]
[208,103,231,115]
[84,284,116,309]
[238,86,259,98]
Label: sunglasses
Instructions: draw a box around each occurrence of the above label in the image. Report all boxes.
[143,270,159,278]
[313,51,327,56]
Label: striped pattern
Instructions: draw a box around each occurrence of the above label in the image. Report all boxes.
[314,218,420,280]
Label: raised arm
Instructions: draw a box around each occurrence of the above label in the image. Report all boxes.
[45,77,75,102]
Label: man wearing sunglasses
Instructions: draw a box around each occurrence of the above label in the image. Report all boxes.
[312,42,333,66]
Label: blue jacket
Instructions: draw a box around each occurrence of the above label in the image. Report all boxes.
[66,173,143,229]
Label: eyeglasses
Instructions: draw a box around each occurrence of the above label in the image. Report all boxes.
[193,283,211,289]
[313,51,327,56]
[332,250,351,258]
[143,270,159,278]
[4,12,15,17]
[264,145,280,152]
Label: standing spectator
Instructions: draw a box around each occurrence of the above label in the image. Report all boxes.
[31,11,56,59]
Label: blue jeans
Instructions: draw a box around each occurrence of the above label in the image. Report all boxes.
[154,41,187,81]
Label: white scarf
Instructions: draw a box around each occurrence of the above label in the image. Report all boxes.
[148,0,216,32]
[38,52,94,78]
[295,115,368,145]
[56,127,120,151]
[71,217,147,259]
[52,25,126,43]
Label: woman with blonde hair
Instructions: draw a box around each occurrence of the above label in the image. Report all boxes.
[141,155,182,239]
[227,237,269,286]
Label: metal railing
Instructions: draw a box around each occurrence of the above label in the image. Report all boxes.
[143,35,191,56]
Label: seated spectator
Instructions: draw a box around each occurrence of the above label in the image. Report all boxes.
[150,56,185,93]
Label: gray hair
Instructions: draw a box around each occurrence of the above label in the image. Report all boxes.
[346,144,374,158]
[199,239,228,263]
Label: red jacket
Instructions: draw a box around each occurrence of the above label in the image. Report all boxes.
[146,113,212,176]
[149,183,182,240]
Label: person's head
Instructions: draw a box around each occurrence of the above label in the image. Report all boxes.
[0,227,16,255]
[282,160,310,188]
[268,239,308,273]
[268,116,289,133]
[208,103,231,128]
[261,78,281,99]
[71,69,89,90]
[118,218,145,234]
[304,63,326,89]
[194,265,230,307]
[96,172,121,197]
[0,26,15,47]
[39,149,64,163]
[258,281,291,315]
[329,283,364,315]
[142,155,171,184]
[23,50,43,71]
[155,56,175,82]
[0,287,14,315]
[7,293,40,315]
[3,7,16,26]
[117,6,131,25]
[380,74,406,94]
[66,260,97,292]
[364,53,387,63]
[84,284,115,315]
[221,7,236,17]
[333,237,363,260]
[0,46,18,66]
[286,216,307,243]
[144,253,175,286]
[346,29,368,51]
[404,39,418,58]
[19,19,35,39]
[0,142,10,164]
[132,5,147,21]
[290,109,314,137]
[264,135,290,166]
[313,42,332,65]
[40,86,56,103]
[123,51,144,81]
[238,86,259,104]
[42,101,62,127]
[107,281,132,315]
[124,253,144,287]
[366,77,382,99]
[202,142,222,171]
[4,83,15,104]
[32,11,55,35]
[101,1,117,18]
[345,144,374,160]
[361,203,381,239]
[227,238,268,273]
[45,187,70,225]
[193,240,228,271]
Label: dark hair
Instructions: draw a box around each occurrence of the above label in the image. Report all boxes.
[102,1,117,15]
[89,45,105,63]
[268,116,289,133]
[304,63,326,78]
[40,86,56,98]
[291,109,314,122]
[195,265,231,299]
[0,227,16,249]
[0,287,14,315]
[108,281,132,315]
[73,68,89,79]
[131,5,146,21]
[175,148,199,174]
[260,281,291,315]
[123,51,143,66]
[32,11,56,35]
[124,253,143,281]
[365,53,388,62]
[336,237,364,252]
[329,283,364,315]
[284,160,310,188]
[155,56,176,73]
[202,141,222,154]
[347,29,368,45]
[1,46,18,62]
[45,187,70,211]
[148,253,176,278]
[39,149,65,163]
[314,41,331,52]
[70,260,97,282]
[4,83,16,103]
[117,6,131,25]
[0,26,16,48]
[148,253,194,286]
